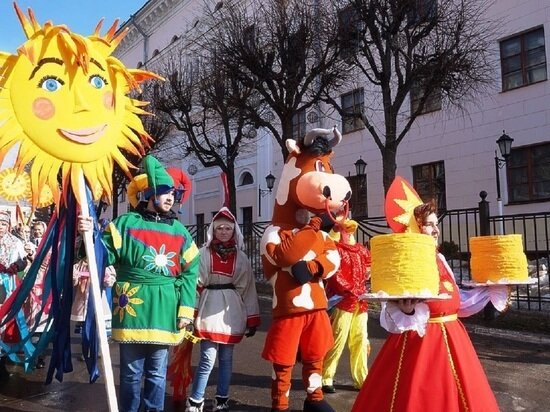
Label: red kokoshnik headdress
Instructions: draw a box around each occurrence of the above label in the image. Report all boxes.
[384,176,424,234]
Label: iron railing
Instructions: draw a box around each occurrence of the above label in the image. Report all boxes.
[489,211,550,310]
[186,196,550,311]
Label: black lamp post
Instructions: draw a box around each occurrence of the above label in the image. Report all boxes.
[353,157,368,217]
[354,157,367,177]
[258,172,276,217]
[494,130,514,216]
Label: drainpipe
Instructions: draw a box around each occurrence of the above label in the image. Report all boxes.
[129,15,149,67]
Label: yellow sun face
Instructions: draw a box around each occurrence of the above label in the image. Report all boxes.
[0,168,31,202]
[36,183,55,208]
[0,5,162,208]
[9,40,120,163]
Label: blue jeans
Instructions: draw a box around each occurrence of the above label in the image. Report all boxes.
[119,343,169,412]
[189,340,234,402]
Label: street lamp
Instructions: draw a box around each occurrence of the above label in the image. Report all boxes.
[353,157,368,217]
[186,164,198,223]
[494,130,514,217]
[258,172,276,217]
[354,157,367,177]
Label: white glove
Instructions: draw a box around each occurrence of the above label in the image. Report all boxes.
[103,265,117,287]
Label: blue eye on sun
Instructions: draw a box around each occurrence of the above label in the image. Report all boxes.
[38,76,65,92]
[89,74,108,89]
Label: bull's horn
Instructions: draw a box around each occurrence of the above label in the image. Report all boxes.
[303,128,333,146]
[329,126,342,148]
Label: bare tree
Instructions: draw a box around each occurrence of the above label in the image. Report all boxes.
[110,89,173,218]
[198,0,352,160]
[149,50,258,214]
[327,0,498,193]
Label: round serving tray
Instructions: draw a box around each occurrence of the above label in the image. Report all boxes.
[359,293,451,301]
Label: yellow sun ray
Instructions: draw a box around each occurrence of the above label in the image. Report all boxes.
[0,4,163,209]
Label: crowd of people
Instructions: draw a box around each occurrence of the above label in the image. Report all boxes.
[0,156,510,412]
[0,214,49,379]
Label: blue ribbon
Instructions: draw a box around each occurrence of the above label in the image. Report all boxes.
[0,213,58,372]
[81,184,107,383]
[45,187,77,384]
[0,183,106,384]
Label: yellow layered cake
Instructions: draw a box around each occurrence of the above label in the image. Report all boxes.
[370,233,439,297]
[469,234,528,283]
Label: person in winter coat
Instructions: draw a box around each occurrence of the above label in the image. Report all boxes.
[79,156,200,412]
[0,210,30,380]
[185,207,260,412]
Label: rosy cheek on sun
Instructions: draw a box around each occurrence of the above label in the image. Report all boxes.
[32,97,55,120]
[103,91,114,110]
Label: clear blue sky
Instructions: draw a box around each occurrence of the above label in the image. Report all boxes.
[0,1,148,53]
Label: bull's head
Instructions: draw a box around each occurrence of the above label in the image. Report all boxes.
[272,126,352,226]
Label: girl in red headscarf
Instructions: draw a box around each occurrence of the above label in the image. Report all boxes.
[185,207,260,412]
[352,199,508,412]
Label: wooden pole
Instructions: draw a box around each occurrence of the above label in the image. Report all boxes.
[78,172,118,412]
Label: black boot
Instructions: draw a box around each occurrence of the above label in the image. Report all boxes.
[303,399,335,412]
[322,384,336,394]
[215,396,230,411]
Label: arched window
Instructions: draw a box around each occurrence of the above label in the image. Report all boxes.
[239,171,254,186]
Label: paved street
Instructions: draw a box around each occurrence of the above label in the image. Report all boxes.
[1,295,550,411]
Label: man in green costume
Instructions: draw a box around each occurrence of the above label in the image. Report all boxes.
[79,155,200,412]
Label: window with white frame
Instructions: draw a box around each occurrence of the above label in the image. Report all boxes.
[239,171,254,186]
[346,175,368,217]
[341,88,364,134]
[500,27,547,92]
[338,6,362,61]
[241,206,253,238]
[410,76,442,115]
[407,0,438,25]
[292,107,306,140]
[243,24,256,50]
[507,143,550,203]
[413,160,446,211]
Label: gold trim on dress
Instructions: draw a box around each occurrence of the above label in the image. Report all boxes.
[390,332,408,412]
[428,314,458,323]
[440,323,469,411]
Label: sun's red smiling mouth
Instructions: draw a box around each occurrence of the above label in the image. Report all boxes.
[58,124,107,144]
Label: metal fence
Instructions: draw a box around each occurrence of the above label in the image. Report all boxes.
[489,211,550,311]
[186,196,550,312]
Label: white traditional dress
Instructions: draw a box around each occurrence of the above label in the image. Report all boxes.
[193,208,260,343]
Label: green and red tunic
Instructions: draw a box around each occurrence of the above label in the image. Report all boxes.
[102,208,199,345]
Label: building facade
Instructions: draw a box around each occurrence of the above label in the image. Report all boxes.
[112,0,550,226]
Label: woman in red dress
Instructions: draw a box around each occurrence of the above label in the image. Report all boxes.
[352,201,508,412]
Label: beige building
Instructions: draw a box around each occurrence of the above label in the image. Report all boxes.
[112,0,550,226]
